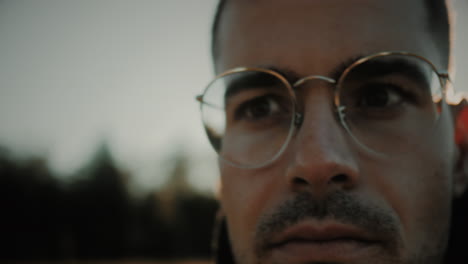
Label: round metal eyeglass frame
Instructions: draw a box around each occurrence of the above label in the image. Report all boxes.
[196,51,452,169]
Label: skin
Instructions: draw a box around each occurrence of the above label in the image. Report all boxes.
[214,0,468,264]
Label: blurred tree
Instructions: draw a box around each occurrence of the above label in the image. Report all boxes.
[0,144,219,261]
[157,150,219,258]
[66,142,131,259]
[130,192,173,259]
[0,148,63,260]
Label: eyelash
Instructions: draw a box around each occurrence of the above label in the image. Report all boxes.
[233,94,288,121]
[355,81,420,106]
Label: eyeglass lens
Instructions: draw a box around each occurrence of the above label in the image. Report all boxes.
[201,71,295,167]
[200,54,444,168]
[337,54,443,154]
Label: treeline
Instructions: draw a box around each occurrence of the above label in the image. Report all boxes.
[0,145,218,261]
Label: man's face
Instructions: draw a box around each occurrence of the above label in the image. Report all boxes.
[215,0,464,264]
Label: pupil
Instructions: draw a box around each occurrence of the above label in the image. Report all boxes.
[364,89,388,107]
[251,99,270,117]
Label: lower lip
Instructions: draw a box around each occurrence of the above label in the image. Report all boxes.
[270,239,379,263]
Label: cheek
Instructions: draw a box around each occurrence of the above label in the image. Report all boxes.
[388,157,452,228]
[219,163,283,259]
[365,130,455,255]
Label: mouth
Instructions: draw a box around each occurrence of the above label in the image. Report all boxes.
[266,220,382,263]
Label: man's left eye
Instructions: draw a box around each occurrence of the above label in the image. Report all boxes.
[357,83,404,108]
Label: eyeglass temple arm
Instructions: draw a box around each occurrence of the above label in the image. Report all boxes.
[196,95,224,110]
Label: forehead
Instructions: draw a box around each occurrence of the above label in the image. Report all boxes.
[216,0,441,75]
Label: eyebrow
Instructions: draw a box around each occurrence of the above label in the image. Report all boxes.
[330,54,367,80]
[341,58,431,89]
[223,67,299,100]
[224,55,431,100]
[222,57,358,101]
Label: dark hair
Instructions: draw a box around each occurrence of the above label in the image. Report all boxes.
[425,0,451,68]
[210,0,227,62]
[210,0,451,68]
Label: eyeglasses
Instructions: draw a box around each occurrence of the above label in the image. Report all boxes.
[196,51,452,169]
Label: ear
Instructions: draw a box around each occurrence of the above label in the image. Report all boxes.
[450,98,468,198]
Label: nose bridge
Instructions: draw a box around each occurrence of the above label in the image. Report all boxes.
[293,75,336,88]
[285,78,360,194]
[289,77,356,176]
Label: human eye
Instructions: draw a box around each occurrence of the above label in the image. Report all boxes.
[357,83,405,108]
[234,94,289,122]
[347,81,419,118]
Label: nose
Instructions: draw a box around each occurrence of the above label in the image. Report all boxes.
[285,84,360,196]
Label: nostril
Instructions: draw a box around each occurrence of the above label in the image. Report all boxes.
[330,174,348,183]
[293,177,309,186]
[289,173,356,193]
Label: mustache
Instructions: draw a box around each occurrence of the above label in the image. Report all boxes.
[254,191,401,255]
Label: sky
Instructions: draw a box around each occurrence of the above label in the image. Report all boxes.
[0,0,467,193]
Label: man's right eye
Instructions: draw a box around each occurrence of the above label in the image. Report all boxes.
[233,95,285,122]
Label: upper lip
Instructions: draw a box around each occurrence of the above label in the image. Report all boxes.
[268,220,379,248]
